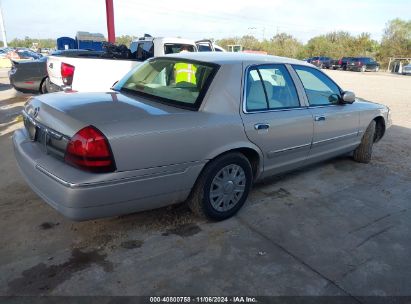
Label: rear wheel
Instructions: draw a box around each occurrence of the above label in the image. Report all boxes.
[353,121,376,163]
[188,152,253,221]
[40,77,48,94]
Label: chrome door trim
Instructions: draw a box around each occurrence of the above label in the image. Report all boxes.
[312,132,358,146]
[267,142,312,159]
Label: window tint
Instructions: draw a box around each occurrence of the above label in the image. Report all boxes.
[115,58,218,109]
[246,69,268,111]
[246,64,300,111]
[164,44,195,54]
[135,42,154,61]
[293,65,341,106]
[197,44,212,52]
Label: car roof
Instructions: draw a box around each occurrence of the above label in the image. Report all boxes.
[162,51,311,66]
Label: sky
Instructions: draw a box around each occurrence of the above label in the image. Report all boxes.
[1,0,410,43]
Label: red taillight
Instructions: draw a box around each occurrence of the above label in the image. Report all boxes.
[65,126,115,173]
[61,63,75,86]
[338,59,342,65]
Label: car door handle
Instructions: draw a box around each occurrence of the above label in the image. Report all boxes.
[254,123,270,130]
[314,115,326,122]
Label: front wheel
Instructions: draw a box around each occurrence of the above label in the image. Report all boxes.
[353,121,376,163]
[188,153,253,221]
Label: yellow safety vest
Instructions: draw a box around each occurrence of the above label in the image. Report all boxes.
[175,63,197,84]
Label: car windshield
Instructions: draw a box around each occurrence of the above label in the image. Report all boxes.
[114,58,218,110]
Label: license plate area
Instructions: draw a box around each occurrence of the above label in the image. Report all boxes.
[23,115,37,141]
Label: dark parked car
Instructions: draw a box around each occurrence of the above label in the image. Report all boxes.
[335,57,353,70]
[9,50,104,94]
[310,56,332,69]
[347,57,380,72]
[9,56,49,94]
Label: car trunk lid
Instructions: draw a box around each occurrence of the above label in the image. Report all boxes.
[23,91,189,139]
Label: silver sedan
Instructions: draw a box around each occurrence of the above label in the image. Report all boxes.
[13,52,391,221]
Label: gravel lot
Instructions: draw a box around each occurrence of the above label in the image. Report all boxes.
[0,67,410,299]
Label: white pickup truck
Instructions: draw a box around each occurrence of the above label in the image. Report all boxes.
[47,36,224,93]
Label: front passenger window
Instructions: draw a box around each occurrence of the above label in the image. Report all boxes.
[293,65,341,106]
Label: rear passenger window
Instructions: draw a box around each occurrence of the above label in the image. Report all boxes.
[246,64,300,112]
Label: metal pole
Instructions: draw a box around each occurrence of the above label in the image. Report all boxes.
[387,57,392,73]
[105,0,115,43]
[0,0,7,47]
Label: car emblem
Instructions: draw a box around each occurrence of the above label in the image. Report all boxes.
[33,107,40,118]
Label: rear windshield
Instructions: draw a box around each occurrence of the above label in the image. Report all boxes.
[164,44,196,54]
[114,58,219,110]
[197,44,212,52]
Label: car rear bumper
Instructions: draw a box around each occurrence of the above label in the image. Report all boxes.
[8,72,40,93]
[13,128,203,221]
[47,80,64,93]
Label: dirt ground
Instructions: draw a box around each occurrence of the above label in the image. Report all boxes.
[0,67,410,299]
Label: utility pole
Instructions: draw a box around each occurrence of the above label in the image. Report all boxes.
[0,0,7,47]
[105,0,115,43]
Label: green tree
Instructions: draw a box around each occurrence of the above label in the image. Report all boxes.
[379,18,411,61]
[8,37,56,49]
[115,35,137,47]
[267,33,304,58]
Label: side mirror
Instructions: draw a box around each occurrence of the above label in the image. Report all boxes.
[341,91,355,104]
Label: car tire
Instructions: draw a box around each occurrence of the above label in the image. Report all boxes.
[40,77,48,94]
[188,152,253,221]
[352,120,376,164]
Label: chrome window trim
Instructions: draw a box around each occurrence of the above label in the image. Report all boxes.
[242,63,305,114]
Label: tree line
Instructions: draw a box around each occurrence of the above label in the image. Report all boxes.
[1,18,409,67]
[216,18,410,66]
